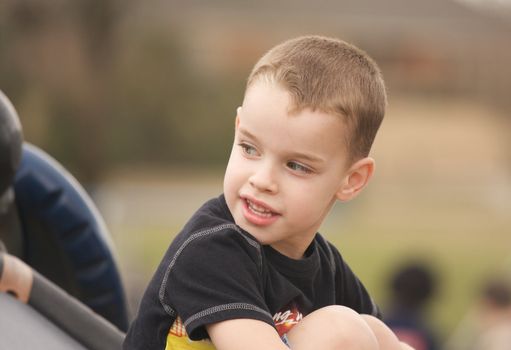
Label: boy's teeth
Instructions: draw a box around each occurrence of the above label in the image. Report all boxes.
[247,199,272,217]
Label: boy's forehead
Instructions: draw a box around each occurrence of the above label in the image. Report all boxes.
[241,80,345,129]
[243,78,340,119]
[242,80,291,113]
[239,81,349,161]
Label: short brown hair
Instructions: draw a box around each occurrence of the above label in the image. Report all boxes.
[247,35,387,162]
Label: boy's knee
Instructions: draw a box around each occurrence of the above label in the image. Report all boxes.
[314,305,364,326]
[324,306,378,348]
[289,305,378,350]
[360,314,403,350]
[399,341,415,350]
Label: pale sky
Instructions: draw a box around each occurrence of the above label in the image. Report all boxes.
[459,0,511,7]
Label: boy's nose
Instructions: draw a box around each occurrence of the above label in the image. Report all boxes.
[248,163,278,194]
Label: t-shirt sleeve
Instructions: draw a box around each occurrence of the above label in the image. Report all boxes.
[160,224,274,340]
[329,244,381,318]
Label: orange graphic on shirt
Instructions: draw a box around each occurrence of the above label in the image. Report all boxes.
[273,302,304,337]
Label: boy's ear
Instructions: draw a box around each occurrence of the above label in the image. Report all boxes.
[336,157,375,202]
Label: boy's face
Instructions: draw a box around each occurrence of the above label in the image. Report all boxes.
[223,80,353,259]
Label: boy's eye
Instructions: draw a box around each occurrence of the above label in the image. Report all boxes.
[239,143,258,156]
[287,161,312,174]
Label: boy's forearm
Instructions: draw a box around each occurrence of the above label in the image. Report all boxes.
[207,318,289,350]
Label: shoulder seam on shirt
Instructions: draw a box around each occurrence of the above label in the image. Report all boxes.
[320,235,337,275]
[318,235,337,302]
[183,302,273,329]
[158,223,261,316]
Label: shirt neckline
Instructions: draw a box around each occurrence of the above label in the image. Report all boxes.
[263,239,320,278]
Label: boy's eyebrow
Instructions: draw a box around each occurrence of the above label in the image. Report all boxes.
[288,151,325,164]
[237,127,258,142]
[238,127,325,164]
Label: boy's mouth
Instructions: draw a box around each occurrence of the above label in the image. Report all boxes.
[241,196,280,226]
[246,199,274,217]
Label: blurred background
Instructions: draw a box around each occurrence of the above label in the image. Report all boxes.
[1,0,511,346]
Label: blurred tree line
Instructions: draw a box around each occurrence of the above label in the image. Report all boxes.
[2,0,510,185]
[0,0,245,185]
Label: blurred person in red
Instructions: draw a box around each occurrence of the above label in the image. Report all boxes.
[384,262,440,350]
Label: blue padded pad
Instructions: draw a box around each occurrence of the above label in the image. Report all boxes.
[13,143,128,331]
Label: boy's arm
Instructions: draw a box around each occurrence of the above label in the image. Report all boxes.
[207,319,289,350]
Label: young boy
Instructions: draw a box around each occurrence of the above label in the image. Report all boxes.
[124,35,412,350]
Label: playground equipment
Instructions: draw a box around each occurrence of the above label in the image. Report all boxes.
[0,90,128,348]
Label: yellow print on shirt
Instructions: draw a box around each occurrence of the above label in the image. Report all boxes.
[166,316,216,350]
